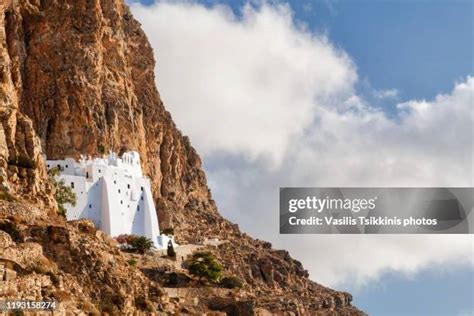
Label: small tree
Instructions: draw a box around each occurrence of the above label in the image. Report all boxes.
[48,167,76,217]
[220,276,243,289]
[167,240,176,258]
[188,251,223,283]
[97,144,107,154]
[129,236,154,254]
[166,272,179,286]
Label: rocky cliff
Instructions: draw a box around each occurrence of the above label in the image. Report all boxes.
[0,0,363,314]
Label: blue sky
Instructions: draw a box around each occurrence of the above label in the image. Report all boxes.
[355,266,474,316]
[137,0,473,101]
[294,0,473,100]
[133,0,473,315]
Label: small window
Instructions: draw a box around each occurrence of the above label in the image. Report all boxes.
[118,189,121,193]
[140,187,144,191]
[137,206,140,211]
[71,182,74,189]
[98,169,101,173]
[47,164,50,168]
[127,184,130,189]
[86,172,89,179]
[114,180,116,184]
[89,204,92,208]
[65,165,68,168]
[120,200,123,204]
[141,196,144,201]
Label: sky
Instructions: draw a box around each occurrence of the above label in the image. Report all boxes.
[129,0,473,314]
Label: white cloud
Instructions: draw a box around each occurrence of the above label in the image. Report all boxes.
[131,1,356,166]
[374,88,398,99]
[131,1,474,288]
[458,309,474,316]
[290,77,474,187]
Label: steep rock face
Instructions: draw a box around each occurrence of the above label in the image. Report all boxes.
[4,0,211,229]
[0,2,53,208]
[0,0,364,314]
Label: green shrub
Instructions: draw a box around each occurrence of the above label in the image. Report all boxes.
[220,276,243,289]
[187,251,223,283]
[48,167,76,217]
[127,259,137,267]
[161,227,174,235]
[129,236,154,254]
[115,234,154,254]
[97,144,107,154]
[166,272,179,286]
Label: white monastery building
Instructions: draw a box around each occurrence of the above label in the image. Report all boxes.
[46,151,172,249]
